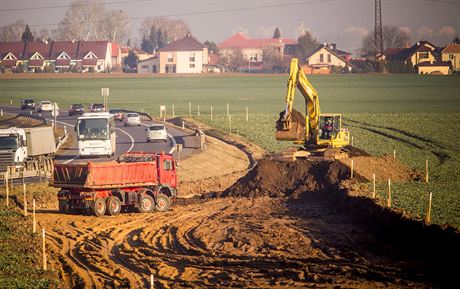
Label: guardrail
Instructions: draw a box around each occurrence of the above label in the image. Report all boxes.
[18,112,47,125]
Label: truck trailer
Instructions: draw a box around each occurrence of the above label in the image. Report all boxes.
[0,126,56,172]
[51,152,177,216]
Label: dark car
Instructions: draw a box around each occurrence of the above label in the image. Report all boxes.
[20,99,35,110]
[68,104,85,116]
[109,108,124,121]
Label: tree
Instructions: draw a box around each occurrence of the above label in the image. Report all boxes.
[124,50,138,68]
[139,17,189,46]
[262,48,284,72]
[35,28,52,42]
[228,50,246,71]
[21,25,34,41]
[273,27,281,39]
[0,20,26,41]
[149,25,168,50]
[204,40,219,54]
[141,35,154,53]
[362,25,410,55]
[295,31,320,62]
[100,10,130,43]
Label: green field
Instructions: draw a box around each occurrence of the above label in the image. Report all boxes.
[1,74,460,227]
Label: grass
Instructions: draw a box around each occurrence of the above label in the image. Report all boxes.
[0,202,57,288]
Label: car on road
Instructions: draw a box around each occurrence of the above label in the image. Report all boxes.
[123,113,141,127]
[37,101,53,112]
[109,108,124,121]
[20,99,35,110]
[146,124,168,142]
[68,104,85,116]
[89,103,105,112]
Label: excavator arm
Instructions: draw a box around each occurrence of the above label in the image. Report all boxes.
[276,58,320,143]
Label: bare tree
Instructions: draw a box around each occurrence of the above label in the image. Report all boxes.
[55,0,105,41]
[100,10,130,43]
[0,20,26,41]
[262,48,284,72]
[362,25,410,55]
[35,28,52,42]
[139,17,189,45]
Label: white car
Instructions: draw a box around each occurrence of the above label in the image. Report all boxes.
[146,124,168,142]
[123,113,141,126]
[37,101,53,112]
[89,103,105,112]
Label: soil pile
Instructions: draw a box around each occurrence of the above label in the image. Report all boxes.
[222,157,350,198]
[342,154,421,182]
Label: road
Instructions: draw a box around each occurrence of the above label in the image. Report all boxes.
[0,104,200,163]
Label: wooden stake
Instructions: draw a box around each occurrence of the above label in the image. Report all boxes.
[393,149,396,159]
[372,173,376,198]
[425,159,429,183]
[387,179,391,207]
[245,106,249,122]
[197,104,200,117]
[226,103,229,116]
[172,104,175,118]
[350,159,354,179]
[426,192,432,224]
[351,136,354,146]
[42,228,47,270]
[33,199,36,233]
[182,121,185,130]
[188,102,191,116]
[5,172,9,207]
[150,274,154,289]
[210,106,213,121]
[23,183,27,217]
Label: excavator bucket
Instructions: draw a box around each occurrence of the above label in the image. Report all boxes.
[275,109,306,141]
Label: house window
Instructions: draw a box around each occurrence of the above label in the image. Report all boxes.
[320,54,324,62]
[419,52,429,59]
[97,65,101,70]
[449,54,454,60]
[250,54,257,61]
[327,54,331,63]
[152,65,157,73]
[189,52,195,62]
[190,63,195,68]
[142,65,149,69]
[167,52,173,62]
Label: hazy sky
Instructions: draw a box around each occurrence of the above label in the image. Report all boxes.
[1,0,459,52]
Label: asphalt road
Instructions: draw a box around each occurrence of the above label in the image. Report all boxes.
[0,104,200,164]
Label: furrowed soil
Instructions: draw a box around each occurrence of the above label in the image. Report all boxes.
[33,151,460,289]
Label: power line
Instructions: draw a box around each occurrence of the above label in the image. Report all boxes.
[0,0,153,12]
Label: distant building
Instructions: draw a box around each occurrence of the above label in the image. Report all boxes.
[219,32,295,71]
[304,43,352,74]
[441,44,460,73]
[137,33,208,74]
[0,40,116,72]
[386,41,450,74]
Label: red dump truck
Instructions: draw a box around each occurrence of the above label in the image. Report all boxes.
[51,152,177,216]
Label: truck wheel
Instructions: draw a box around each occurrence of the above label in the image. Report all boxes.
[106,196,121,216]
[139,195,154,213]
[93,198,107,217]
[58,200,70,214]
[155,193,171,212]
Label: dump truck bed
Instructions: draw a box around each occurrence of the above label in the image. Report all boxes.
[52,160,158,189]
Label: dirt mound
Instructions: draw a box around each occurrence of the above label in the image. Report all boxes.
[342,154,421,182]
[222,157,350,198]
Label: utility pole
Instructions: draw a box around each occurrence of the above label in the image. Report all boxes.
[375,0,384,58]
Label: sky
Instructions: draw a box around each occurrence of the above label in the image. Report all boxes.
[1,0,459,53]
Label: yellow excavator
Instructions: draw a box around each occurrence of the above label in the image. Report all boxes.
[275,58,349,159]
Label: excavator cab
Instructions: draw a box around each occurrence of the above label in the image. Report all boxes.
[317,114,349,148]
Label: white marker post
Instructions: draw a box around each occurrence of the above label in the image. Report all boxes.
[210,106,213,121]
[189,102,191,117]
[42,228,47,270]
[351,136,354,147]
[372,173,376,199]
[33,199,36,233]
[197,104,200,117]
[245,106,249,122]
[426,192,432,224]
[150,274,154,289]
[5,172,9,207]
[387,179,391,208]
[226,103,229,116]
[393,149,396,159]
[23,182,27,217]
[172,104,175,118]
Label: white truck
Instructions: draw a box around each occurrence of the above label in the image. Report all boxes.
[0,127,56,172]
[76,113,116,158]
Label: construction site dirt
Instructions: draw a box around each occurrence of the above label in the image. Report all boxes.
[33,150,459,289]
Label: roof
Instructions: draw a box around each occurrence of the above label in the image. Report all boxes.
[49,41,79,59]
[219,32,296,49]
[383,48,404,57]
[442,44,460,54]
[389,41,438,61]
[78,41,109,59]
[137,56,158,63]
[159,34,206,52]
[24,41,51,59]
[306,45,348,64]
[0,41,26,59]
